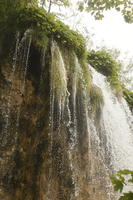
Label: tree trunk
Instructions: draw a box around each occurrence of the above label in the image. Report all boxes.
[48,0,52,13]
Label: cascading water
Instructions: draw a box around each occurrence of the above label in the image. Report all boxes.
[15,30,32,131]
[48,41,81,199]
[47,41,133,199]
[48,42,115,200]
[90,66,133,171]
[0,34,133,200]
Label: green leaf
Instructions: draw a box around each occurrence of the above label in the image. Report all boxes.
[110,176,124,192]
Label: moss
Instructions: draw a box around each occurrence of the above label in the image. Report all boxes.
[81,61,92,91]
[87,50,125,99]
[87,50,133,111]
[107,75,123,99]
[56,46,102,120]
[89,85,104,120]
[87,50,119,77]
[123,88,133,111]
[50,41,68,105]
[2,7,86,59]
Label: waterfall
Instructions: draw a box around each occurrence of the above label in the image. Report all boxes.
[48,42,81,199]
[48,42,115,200]
[48,42,133,199]
[1,36,133,200]
[90,66,133,171]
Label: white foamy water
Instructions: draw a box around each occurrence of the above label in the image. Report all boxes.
[90,66,133,171]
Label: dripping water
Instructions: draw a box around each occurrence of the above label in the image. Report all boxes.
[1,30,32,147]
[14,30,32,144]
[47,41,68,199]
[1,32,20,146]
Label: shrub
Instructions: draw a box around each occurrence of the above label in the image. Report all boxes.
[87,50,124,99]
[87,50,119,77]
[1,7,86,59]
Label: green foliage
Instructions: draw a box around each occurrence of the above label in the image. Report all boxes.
[78,0,133,23]
[123,88,133,111]
[111,176,124,192]
[87,50,123,97]
[119,192,133,200]
[0,0,37,57]
[111,170,133,200]
[88,50,120,77]
[87,50,133,102]
[89,85,104,120]
[81,61,92,90]
[77,1,85,12]
[120,58,133,91]
[107,76,123,99]
[0,0,37,16]
[0,6,86,59]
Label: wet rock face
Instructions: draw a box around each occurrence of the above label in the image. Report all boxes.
[0,43,50,200]
[0,41,112,200]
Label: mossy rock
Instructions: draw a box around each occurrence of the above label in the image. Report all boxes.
[123,88,133,111]
[0,7,86,60]
[89,85,104,120]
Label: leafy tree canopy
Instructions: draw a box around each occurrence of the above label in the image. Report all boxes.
[78,0,133,23]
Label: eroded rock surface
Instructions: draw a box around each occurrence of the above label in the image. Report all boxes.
[0,41,113,200]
